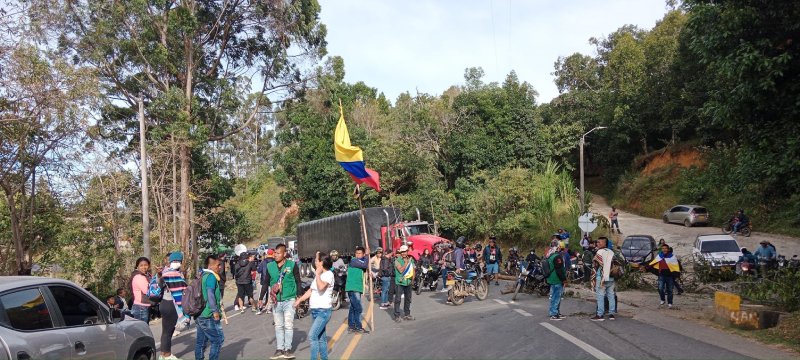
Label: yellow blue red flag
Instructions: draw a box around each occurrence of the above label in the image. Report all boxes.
[334,105,381,192]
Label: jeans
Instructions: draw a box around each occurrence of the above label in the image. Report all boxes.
[309,308,332,360]
[611,219,620,230]
[658,275,675,304]
[131,304,150,324]
[347,291,363,330]
[596,281,617,316]
[394,284,412,318]
[195,316,224,360]
[441,268,448,290]
[380,277,391,304]
[549,283,563,317]
[273,300,296,351]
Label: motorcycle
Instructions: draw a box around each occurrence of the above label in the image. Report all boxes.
[447,258,488,305]
[330,267,347,311]
[722,217,752,237]
[777,255,800,271]
[737,260,757,277]
[505,257,520,277]
[413,263,440,295]
[511,260,550,301]
[295,281,311,318]
[568,253,585,283]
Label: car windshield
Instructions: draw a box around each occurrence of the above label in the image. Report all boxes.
[701,240,739,253]
[406,224,430,235]
[693,207,708,214]
[624,239,651,250]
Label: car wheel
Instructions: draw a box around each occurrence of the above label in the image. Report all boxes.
[684,219,692,228]
[663,216,669,224]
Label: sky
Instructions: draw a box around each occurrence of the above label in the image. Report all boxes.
[318,0,671,103]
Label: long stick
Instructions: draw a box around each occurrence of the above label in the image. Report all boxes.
[356,185,376,331]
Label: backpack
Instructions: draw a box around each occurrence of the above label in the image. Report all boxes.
[183,273,208,318]
[541,253,558,278]
[147,275,165,303]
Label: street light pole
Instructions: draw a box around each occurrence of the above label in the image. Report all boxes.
[579,126,607,217]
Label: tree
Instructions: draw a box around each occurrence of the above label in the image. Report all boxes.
[0,6,97,273]
[37,0,327,270]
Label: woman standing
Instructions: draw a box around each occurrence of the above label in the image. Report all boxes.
[295,252,334,360]
[160,252,187,360]
[130,257,152,323]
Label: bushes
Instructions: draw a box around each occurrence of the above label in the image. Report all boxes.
[736,269,800,312]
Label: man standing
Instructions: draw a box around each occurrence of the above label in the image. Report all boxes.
[393,245,415,322]
[265,244,302,359]
[257,249,275,315]
[234,252,257,313]
[591,238,617,321]
[546,244,567,321]
[609,207,622,234]
[376,248,392,309]
[196,255,225,360]
[439,244,454,292]
[483,236,502,285]
[345,246,369,334]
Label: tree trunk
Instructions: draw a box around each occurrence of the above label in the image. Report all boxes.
[172,135,178,246]
[4,189,29,275]
[179,144,191,266]
[139,95,151,258]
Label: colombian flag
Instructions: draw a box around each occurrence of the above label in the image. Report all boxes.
[334,105,381,192]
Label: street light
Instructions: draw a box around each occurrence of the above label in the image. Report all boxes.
[579,126,607,217]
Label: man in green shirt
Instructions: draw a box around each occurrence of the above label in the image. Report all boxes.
[393,245,415,323]
[345,246,369,334]
[196,254,224,360]
[264,244,302,359]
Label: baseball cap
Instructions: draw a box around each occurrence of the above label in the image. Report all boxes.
[398,245,409,252]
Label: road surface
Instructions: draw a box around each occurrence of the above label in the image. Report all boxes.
[149,281,794,359]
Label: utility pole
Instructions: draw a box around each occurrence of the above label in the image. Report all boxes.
[139,95,151,258]
[579,126,607,233]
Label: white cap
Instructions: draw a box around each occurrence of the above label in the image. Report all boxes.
[398,245,409,253]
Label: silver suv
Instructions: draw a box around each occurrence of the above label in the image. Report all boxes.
[662,204,710,227]
[0,277,155,360]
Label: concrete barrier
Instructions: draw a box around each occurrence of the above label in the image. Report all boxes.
[713,291,780,330]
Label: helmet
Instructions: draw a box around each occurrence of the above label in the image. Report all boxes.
[455,236,467,249]
[473,243,482,251]
[330,250,339,258]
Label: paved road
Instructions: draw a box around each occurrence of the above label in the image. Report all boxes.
[148,280,790,359]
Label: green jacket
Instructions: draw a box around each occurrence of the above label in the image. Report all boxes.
[546,253,566,285]
[200,271,221,318]
[267,260,298,301]
[394,256,414,286]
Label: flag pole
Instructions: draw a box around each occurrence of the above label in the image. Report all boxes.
[355,184,376,331]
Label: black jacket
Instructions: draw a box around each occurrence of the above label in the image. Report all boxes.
[379,256,394,278]
[235,258,256,285]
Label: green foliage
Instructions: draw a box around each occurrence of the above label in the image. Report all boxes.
[737,269,800,312]
[225,170,286,243]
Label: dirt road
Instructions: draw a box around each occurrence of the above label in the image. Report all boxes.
[590,196,800,260]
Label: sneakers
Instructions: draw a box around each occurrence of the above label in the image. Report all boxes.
[379,305,389,310]
[172,329,181,337]
[158,355,181,360]
[234,305,240,311]
[283,351,295,359]
[269,350,284,359]
[495,281,500,286]
[402,315,415,321]
[668,304,673,309]
[659,301,665,306]
[394,317,402,323]
[256,309,264,315]
[590,315,605,321]
[556,314,566,320]
[608,315,616,321]
[549,315,563,321]
[439,288,449,293]
[251,306,258,312]
[353,328,370,334]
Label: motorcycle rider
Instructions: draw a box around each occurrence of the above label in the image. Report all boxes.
[525,249,540,263]
[483,236,502,285]
[753,240,776,271]
[419,249,433,267]
[732,209,749,234]
[446,237,467,304]
[331,250,347,274]
[439,243,454,292]
[506,247,520,274]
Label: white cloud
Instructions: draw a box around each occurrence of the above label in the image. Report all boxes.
[319,0,669,103]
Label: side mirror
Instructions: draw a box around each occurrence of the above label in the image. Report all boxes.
[110,308,124,323]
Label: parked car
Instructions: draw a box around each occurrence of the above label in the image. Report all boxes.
[663,205,710,227]
[620,235,657,264]
[0,277,155,360]
[692,234,742,269]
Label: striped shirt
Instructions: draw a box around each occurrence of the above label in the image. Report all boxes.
[161,268,187,306]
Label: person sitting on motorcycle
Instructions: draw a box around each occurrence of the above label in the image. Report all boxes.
[506,247,520,273]
[738,248,757,266]
[439,243,454,292]
[525,249,540,263]
[419,249,433,267]
[732,209,749,234]
[753,241,776,262]
[465,245,477,262]
[331,250,347,275]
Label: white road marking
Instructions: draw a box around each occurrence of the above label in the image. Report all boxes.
[493,299,508,305]
[540,322,615,360]
[513,309,533,317]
